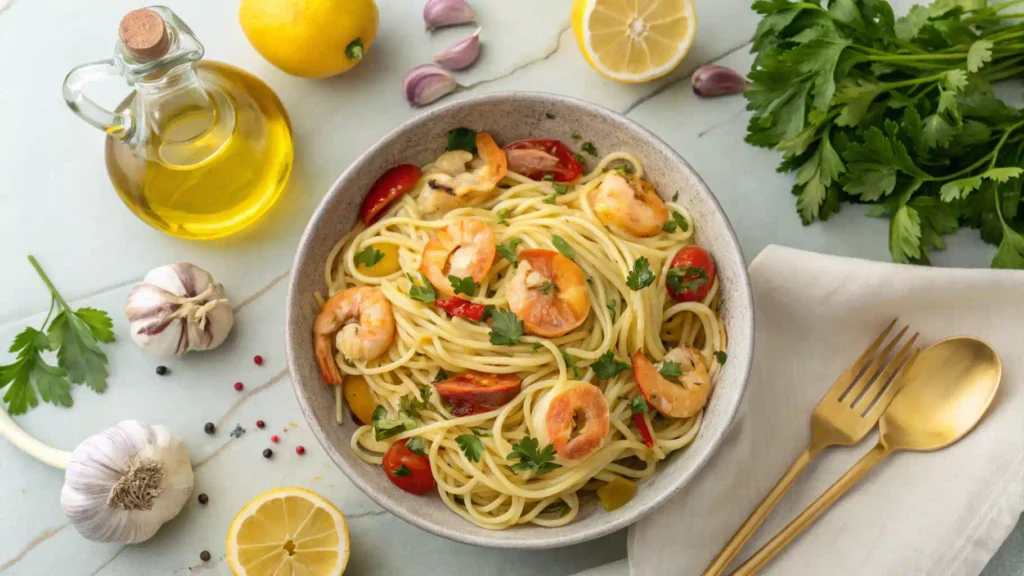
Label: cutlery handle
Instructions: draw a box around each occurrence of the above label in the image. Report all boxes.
[730,442,890,576]
[703,448,817,576]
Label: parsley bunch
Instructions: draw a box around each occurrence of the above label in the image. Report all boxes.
[0,257,115,414]
[747,0,1024,267]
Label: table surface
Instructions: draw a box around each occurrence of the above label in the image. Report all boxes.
[1,0,1021,574]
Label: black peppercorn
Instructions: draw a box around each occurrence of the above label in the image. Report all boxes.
[155,365,168,376]
[204,422,215,435]
[197,493,209,505]
[263,448,273,459]
[199,550,211,562]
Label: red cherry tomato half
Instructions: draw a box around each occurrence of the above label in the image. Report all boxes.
[667,246,717,303]
[383,439,435,495]
[360,164,422,226]
[503,139,583,182]
[434,297,487,321]
[434,371,522,417]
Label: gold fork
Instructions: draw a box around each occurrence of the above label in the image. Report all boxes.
[703,319,919,576]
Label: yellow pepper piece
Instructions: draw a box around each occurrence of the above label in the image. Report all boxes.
[343,376,378,425]
[357,243,400,277]
[596,477,637,512]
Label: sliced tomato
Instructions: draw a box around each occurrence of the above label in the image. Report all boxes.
[360,164,422,226]
[434,371,522,416]
[434,297,486,321]
[383,439,435,495]
[632,413,655,448]
[503,139,583,182]
[667,246,717,303]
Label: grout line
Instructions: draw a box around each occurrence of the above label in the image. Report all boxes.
[460,20,573,92]
[233,269,290,314]
[87,546,127,576]
[0,523,69,571]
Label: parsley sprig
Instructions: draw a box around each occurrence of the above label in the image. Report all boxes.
[488,308,524,345]
[0,257,115,415]
[507,436,561,475]
[626,257,656,291]
[448,275,479,297]
[456,434,485,462]
[354,245,384,268]
[592,351,630,380]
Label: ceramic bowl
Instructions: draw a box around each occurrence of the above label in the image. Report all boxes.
[286,92,754,549]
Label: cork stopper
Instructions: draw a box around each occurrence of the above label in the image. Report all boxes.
[119,9,170,62]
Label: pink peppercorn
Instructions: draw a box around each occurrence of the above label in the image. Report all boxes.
[296,446,306,455]
[234,382,244,392]
[256,420,265,429]
[254,355,264,366]
[271,435,279,443]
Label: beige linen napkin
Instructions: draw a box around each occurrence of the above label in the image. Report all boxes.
[625,245,1024,576]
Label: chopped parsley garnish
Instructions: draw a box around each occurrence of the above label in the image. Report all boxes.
[607,300,617,322]
[531,341,543,352]
[571,132,582,141]
[496,209,511,225]
[661,211,689,234]
[626,257,656,291]
[714,351,728,364]
[552,235,575,260]
[408,272,436,302]
[581,142,598,156]
[552,182,568,195]
[456,434,485,462]
[481,304,495,322]
[592,351,629,380]
[545,112,556,119]
[448,274,479,297]
[574,153,585,163]
[630,397,649,415]
[488,308,523,346]
[446,127,477,153]
[392,465,412,477]
[541,501,571,516]
[406,437,427,456]
[659,361,683,379]
[497,237,523,267]
[400,385,433,419]
[543,194,558,204]
[666,266,709,294]
[538,280,557,295]
[354,245,384,268]
[432,369,448,383]
[507,436,561,475]
[561,350,580,378]
[471,427,492,437]
[372,406,416,441]
[671,192,679,202]
[542,174,554,182]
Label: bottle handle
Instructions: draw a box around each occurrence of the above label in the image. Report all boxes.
[62,59,134,140]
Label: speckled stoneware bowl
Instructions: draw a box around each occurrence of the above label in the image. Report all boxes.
[286,92,754,549]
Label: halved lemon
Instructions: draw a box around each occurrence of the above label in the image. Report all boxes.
[571,0,697,83]
[226,487,350,576]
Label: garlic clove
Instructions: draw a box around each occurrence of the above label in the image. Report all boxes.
[691,65,749,98]
[433,28,481,71]
[403,64,458,107]
[423,0,476,31]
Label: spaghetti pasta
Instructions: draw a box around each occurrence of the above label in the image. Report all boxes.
[315,136,725,530]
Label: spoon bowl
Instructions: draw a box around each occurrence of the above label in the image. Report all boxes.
[880,336,1002,452]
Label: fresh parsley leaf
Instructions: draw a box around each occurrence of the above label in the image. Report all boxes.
[552,235,575,259]
[714,351,728,364]
[630,396,649,415]
[538,280,557,295]
[482,304,496,322]
[659,361,683,378]
[581,142,598,156]
[574,153,585,164]
[432,369,448,383]
[488,308,523,346]
[354,245,384,268]
[406,437,427,456]
[408,273,436,302]
[607,300,617,323]
[592,351,629,380]
[392,465,412,477]
[661,211,688,234]
[456,434,485,462]
[507,436,561,475]
[531,341,543,352]
[448,275,478,297]
[626,257,655,291]
[497,237,523,267]
[372,405,416,441]
[561,350,580,378]
[666,266,710,294]
[447,127,477,153]
[0,327,70,415]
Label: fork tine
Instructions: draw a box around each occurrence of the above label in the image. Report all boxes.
[861,339,920,419]
[822,318,898,403]
[845,324,910,408]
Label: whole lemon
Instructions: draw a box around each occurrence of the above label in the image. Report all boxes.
[240,0,378,79]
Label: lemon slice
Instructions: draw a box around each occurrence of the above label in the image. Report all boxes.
[227,487,350,576]
[572,0,697,83]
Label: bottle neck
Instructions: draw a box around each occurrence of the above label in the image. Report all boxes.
[135,62,214,142]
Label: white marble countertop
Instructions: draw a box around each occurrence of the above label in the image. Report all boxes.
[1,0,1021,574]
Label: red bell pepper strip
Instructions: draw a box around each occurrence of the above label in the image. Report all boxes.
[632,413,655,448]
[434,297,486,321]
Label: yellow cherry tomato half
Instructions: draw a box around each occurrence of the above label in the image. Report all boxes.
[357,243,400,278]
[343,376,378,425]
[596,476,637,511]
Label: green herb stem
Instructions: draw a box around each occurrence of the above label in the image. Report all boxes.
[965,0,1024,14]
[989,120,1024,170]
[862,52,967,61]
[28,255,70,312]
[987,65,1024,82]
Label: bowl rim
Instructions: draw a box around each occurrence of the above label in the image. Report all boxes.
[285,91,754,549]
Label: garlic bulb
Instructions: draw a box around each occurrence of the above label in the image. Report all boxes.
[125,263,233,357]
[60,420,194,543]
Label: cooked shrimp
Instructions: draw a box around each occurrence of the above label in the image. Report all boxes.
[592,172,669,237]
[533,382,611,461]
[420,218,497,296]
[630,347,711,418]
[417,133,508,218]
[506,249,590,337]
[314,287,395,385]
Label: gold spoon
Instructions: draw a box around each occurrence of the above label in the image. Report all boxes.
[732,336,1002,575]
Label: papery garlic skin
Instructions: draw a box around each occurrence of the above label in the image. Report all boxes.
[125,263,233,357]
[60,420,194,544]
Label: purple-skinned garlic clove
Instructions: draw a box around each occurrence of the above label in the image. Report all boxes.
[692,65,749,97]
[403,64,458,107]
[433,28,481,71]
[423,0,476,31]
